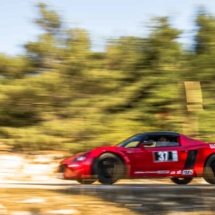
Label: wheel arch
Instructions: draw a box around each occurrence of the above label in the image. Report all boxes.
[91,151,130,177]
[202,152,215,184]
[204,153,215,167]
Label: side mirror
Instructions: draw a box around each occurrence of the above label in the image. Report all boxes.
[144,140,154,146]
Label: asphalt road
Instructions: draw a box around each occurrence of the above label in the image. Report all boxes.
[1,182,215,214]
[0,181,212,190]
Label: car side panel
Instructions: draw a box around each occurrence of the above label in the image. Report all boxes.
[193,145,215,176]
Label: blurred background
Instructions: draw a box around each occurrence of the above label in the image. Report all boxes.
[0,1,215,154]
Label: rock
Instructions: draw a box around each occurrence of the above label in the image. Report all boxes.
[22,164,54,175]
[30,175,54,181]
[0,203,7,214]
[47,209,79,214]
[32,155,53,163]
[11,211,36,215]
[20,198,45,203]
[0,143,13,151]
[0,155,24,169]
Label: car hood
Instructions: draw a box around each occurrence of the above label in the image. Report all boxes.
[91,145,121,152]
[60,145,123,164]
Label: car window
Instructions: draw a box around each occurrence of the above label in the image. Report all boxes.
[144,135,180,148]
[124,141,140,148]
[156,141,179,147]
[116,135,144,148]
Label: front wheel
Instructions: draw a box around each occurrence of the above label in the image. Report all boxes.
[170,177,193,185]
[93,153,125,185]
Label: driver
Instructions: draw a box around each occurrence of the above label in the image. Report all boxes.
[159,136,169,142]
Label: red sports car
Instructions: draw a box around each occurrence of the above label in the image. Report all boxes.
[56,131,215,185]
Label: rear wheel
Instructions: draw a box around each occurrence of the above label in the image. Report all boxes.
[203,154,215,184]
[170,177,193,185]
[77,179,97,184]
[93,153,125,185]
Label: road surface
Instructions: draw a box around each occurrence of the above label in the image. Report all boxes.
[0,182,214,214]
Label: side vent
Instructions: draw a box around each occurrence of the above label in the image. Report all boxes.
[184,150,198,169]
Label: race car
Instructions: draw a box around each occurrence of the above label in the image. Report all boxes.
[56,131,215,185]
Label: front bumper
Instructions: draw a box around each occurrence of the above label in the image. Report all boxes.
[56,159,94,180]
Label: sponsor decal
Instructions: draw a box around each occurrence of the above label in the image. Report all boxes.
[135,171,157,174]
[173,170,193,175]
[134,170,169,174]
[157,170,170,174]
[210,144,215,149]
[182,170,193,175]
[134,171,143,174]
[170,171,176,174]
[154,151,178,162]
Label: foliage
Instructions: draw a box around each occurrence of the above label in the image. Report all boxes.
[0,3,214,152]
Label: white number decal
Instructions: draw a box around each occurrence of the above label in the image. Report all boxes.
[154,151,178,162]
[157,151,168,161]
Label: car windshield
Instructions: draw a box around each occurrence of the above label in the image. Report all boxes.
[115,134,144,148]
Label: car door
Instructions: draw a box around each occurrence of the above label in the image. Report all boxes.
[133,134,188,177]
[124,145,148,177]
[117,135,147,177]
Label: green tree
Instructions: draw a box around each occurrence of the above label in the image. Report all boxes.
[24,3,64,72]
[0,55,32,79]
[106,36,144,71]
[62,28,91,77]
[185,9,215,139]
[104,17,183,131]
[144,17,182,72]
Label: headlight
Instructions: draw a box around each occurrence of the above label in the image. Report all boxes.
[73,152,89,162]
[73,155,86,162]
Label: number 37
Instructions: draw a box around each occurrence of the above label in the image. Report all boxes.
[157,151,168,161]
[154,151,178,162]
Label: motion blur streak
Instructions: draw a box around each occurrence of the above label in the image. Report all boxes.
[0,4,214,153]
[0,2,215,215]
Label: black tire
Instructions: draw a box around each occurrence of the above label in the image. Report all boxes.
[93,153,125,185]
[77,179,97,184]
[170,177,193,185]
[203,154,215,184]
